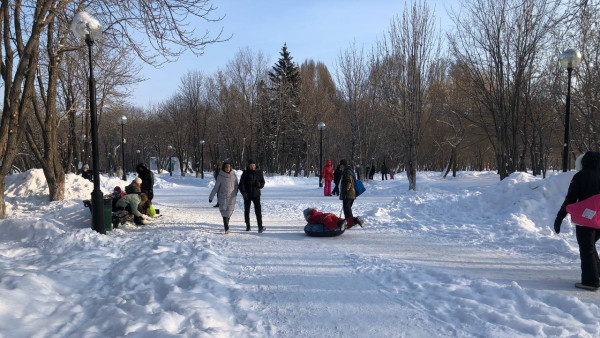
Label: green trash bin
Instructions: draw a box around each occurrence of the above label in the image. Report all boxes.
[102,196,113,232]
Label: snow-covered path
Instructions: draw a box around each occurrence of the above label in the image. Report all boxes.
[2,170,600,337]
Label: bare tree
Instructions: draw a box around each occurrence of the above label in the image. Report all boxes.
[0,0,227,217]
[372,1,442,190]
[449,0,566,179]
[336,41,369,166]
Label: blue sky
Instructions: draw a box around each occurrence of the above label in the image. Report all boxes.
[131,0,457,108]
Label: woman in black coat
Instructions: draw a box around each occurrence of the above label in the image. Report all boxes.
[136,163,154,201]
[239,159,266,233]
[555,151,600,290]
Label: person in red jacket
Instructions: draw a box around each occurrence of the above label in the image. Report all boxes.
[321,158,334,196]
[304,208,347,230]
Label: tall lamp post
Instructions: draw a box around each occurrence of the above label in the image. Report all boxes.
[168,145,174,176]
[119,114,127,180]
[559,48,582,172]
[200,140,205,179]
[71,12,104,234]
[318,122,326,187]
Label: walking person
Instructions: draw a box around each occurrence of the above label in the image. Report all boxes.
[321,159,334,196]
[239,159,266,233]
[339,159,364,229]
[381,162,389,180]
[209,161,239,234]
[554,152,600,290]
[369,163,376,180]
[332,162,342,196]
[136,163,154,201]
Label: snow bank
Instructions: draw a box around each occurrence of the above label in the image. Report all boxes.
[0,169,598,337]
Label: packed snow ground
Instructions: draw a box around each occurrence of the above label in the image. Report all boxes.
[1,168,600,337]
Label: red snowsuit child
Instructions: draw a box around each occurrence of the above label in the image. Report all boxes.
[321,159,334,196]
[304,208,347,230]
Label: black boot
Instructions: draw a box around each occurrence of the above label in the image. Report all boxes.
[245,223,251,231]
[258,225,265,233]
[223,217,230,234]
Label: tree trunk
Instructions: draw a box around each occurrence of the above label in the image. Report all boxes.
[0,177,6,218]
[406,145,417,190]
[46,168,66,201]
[443,152,453,179]
[451,147,458,177]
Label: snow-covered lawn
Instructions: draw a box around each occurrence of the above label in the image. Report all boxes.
[1,169,599,337]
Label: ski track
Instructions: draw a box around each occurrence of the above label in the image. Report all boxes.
[1,171,600,337]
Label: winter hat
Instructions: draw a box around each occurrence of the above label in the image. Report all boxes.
[134,177,142,184]
[83,164,89,169]
[303,208,316,221]
[248,159,256,166]
[113,186,122,193]
[339,159,347,167]
[581,151,600,171]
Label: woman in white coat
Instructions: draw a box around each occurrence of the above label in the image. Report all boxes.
[209,161,239,233]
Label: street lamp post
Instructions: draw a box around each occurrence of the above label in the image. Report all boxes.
[317,122,326,187]
[71,12,104,234]
[81,134,88,165]
[119,114,127,180]
[559,48,582,172]
[200,140,205,179]
[168,145,174,176]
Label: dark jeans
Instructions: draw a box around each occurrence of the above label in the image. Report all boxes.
[382,173,388,180]
[244,196,262,227]
[576,225,600,287]
[332,183,340,196]
[343,198,354,219]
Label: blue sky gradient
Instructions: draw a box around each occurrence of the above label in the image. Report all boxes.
[131,0,457,108]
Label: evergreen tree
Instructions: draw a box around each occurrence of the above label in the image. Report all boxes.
[267,43,303,174]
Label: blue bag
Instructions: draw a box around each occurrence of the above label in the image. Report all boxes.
[348,170,366,197]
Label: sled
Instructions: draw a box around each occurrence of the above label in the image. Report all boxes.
[566,194,600,229]
[304,223,345,237]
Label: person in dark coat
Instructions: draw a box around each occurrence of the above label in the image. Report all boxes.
[332,163,342,196]
[369,163,376,180]
[555,151,600,291]
[136,163,154,201]
[81,164,93,182]
[339,159,364,229]
[239,159,266,233]
[381,162,389,180]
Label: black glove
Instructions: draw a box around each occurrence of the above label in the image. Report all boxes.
[209,198,212,203]
[242,193,248,200]
[554,218,562,234]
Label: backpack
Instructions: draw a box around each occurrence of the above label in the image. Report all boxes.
[347,169,366,197]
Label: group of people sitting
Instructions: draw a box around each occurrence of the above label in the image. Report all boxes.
[111,163,156,227]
